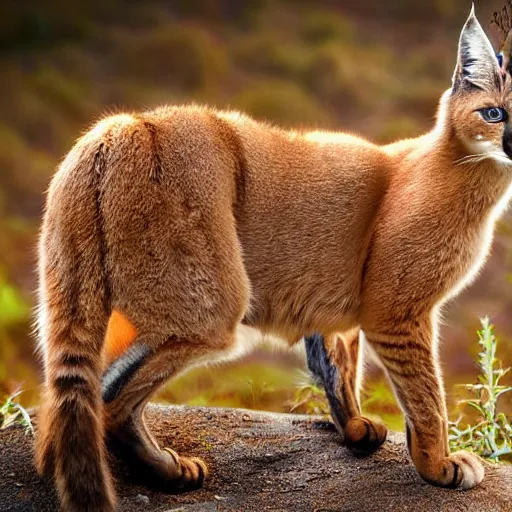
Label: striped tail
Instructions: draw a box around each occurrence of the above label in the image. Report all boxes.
[35,138,116,511]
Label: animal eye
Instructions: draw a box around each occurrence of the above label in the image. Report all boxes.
[479,107,506,123]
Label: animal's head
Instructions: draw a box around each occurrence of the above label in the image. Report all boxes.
[448,5,512,165]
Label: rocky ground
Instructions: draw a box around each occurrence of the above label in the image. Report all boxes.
[1,405,511,511]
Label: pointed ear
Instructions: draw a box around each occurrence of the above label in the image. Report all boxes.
[452,5,501,93]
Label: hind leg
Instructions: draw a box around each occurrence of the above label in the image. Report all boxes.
[96,126,252,489]
[305,329,387,455]
[108,401,207,491]
[101,333,228,490]
[96,118,253,488]
[99,254,248,490]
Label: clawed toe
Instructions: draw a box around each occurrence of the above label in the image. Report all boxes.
[445,451,484,490]
[161,448,208,490]
[180,456,208,487]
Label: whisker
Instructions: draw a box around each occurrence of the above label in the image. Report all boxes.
[489,152,512,165]
[453,153,489,165]
[454,151,512,167]
[454,154,490,166]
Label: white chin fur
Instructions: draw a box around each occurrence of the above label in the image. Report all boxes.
[489,153,512,165]
[461,136,512,166]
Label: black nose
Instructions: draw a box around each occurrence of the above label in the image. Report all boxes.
[503,125,512,159]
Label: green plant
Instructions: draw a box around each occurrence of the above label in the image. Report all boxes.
[0,391,34,435]
[449,318,512,462]
[290,382,330,416]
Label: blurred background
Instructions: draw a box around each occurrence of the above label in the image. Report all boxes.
[0,0,511,430]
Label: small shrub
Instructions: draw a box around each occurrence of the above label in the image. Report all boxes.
[290,383,330,416]
[0,391,33,436]
[290,376,403,431]
[449,318,512,462]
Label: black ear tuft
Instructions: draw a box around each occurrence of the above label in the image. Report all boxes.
[453,5,501,93]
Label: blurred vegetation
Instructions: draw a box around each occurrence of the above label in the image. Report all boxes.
[289,378,404,432]
[0,0,510,433]
[291,382,331,416]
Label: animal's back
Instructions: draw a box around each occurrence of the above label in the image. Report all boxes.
[217,113,390,337]
[73,105,390,340]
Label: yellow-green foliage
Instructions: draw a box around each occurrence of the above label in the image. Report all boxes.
[291,382,331,416]
[0,269,36,403]
[377,116,422,144]
[291,374,404,432]
[233,34,310,80]
[157,358,305,411]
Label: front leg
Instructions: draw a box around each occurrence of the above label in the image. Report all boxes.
[364,317,484,489]
[305,329,387,455]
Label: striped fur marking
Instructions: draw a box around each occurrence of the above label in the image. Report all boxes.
[305,333,348,429]
[102,343,150,403]
[103,309,138,365]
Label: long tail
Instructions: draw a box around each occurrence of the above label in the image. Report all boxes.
[35,137,115,511]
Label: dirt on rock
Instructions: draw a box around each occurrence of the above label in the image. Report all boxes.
[0,405,511,511]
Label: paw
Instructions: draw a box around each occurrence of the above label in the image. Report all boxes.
[344,416,387,456]
[442,451,485,490]
[418,450,485,489]
[161,448,208,490]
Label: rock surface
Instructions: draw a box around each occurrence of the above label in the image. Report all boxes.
[1,405,511,511]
